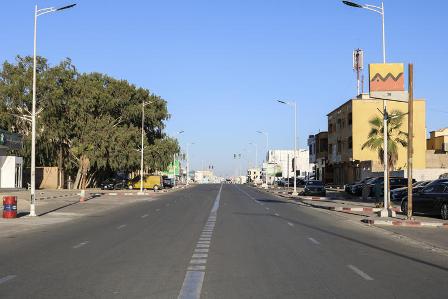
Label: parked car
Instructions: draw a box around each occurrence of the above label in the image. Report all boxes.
[345,177,373,195]
[100,178,129,190]
[401,179,448,220]
[390,180,432,202]
[302,180,326,196]
[363,177,415,197]
[129,175,163,191]
[163,177,174,188]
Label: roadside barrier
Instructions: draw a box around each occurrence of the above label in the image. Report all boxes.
[3,196,17,219]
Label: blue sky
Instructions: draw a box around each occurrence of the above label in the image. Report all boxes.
[1,1,447,176]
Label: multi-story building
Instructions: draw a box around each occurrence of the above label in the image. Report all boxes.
[308,132,329,182]
[266,149,313,180]
[327,94,426,185]
[427,128,448,153]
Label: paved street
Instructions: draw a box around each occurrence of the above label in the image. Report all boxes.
[1,184,448,299]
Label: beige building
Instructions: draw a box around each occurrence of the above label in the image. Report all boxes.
[327,94,426,185]
[427,128,448,153]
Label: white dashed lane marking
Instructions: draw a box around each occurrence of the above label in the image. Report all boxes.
[308,237,320,245]
[288,222,294,227]
[348,265,374,281]
[274,213,280,217]
[141,214,149,218]
[117,224,127,230]
[0,275,16,285]
[178,183,223,299]
[73,241,89,249]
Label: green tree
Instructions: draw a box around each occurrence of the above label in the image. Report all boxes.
[0,56,180,189]
[361,110,408,170]
[362,110,408,207]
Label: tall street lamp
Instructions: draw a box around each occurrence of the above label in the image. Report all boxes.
[343,1,393,217]
[277,100,298,196]
[173,130,184,186]
[257,131,269,189]
[138,100,153,194]
[342,1,386,63]
[249,142,258,169]
[186,142,195,186]
[30,3,76,217]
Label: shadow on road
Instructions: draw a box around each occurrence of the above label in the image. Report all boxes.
[234,211,448,273]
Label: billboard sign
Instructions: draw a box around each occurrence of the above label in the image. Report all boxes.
[369,63,407,101]
[161,160,180,177]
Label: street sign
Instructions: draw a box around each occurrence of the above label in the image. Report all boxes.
[369,63,408,102]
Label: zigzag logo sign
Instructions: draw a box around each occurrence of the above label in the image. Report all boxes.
[369,63,404,92]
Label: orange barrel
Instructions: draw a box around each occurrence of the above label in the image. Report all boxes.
[3,196,17,219]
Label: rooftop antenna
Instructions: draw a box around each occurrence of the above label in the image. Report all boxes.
[353,48,364,95]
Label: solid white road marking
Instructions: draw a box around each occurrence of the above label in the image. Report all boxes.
[73,241,89,249]
[178,271,205,299]
[288,222,294,227]
[308,237,320,245]
[117,224,127,230]
[141,214,149,218]
[0,275,16,285]
[348,265,374,281]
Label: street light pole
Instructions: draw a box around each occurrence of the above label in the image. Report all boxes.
[139,100,145,194]
[30,3,76,217]
[186,142,194,186]
[249,142,258,169]
[257,131,269,188]
[173,131,184,187]
[342,1,393,216]
[277,100,298,196]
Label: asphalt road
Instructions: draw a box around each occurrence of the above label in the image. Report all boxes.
[1,184,448,298]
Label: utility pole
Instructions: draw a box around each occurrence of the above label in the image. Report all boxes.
[407,63,414,219]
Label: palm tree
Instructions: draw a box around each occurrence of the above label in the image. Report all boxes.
[362,109,408,207]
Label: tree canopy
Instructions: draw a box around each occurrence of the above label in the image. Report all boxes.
[0,55,179,188]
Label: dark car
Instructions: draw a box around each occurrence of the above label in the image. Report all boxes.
[100,179,116,190]
[346,177,373,195]
[163,177,174,188]
[390,180,432,202]
[100,178,128,190]
[401,179,448,220]
[364,177,415,197]
[302,180,326,196]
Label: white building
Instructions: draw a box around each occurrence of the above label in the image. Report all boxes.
[266,149,314,180]
[0,129,23,189]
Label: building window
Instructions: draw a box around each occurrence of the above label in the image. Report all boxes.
[348,136,352,149]
[329,144,333,154]
[337,140,342,154]
[348,112,352,126]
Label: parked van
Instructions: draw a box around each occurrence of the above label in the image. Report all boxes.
[130,175,163,191]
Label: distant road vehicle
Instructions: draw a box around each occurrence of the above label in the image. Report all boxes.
[302,180,326,197]
[130,175,163,191]
[401,179,448,220]
[163,177,174,188]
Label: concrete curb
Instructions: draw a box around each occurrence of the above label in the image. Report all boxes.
[331,206,401,213]
[362,218,448,228]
